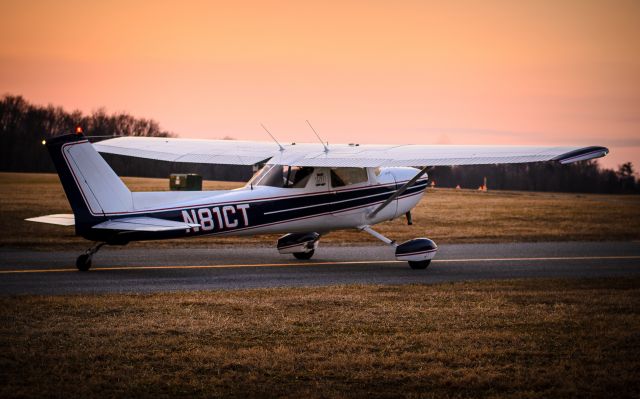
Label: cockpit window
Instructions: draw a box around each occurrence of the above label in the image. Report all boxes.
[250,165,315,188]
[330,167,368,188]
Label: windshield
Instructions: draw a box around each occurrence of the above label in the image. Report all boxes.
[249,165,315,188]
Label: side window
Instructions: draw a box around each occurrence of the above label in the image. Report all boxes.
[286,166,314,188]
[330,168,368,188]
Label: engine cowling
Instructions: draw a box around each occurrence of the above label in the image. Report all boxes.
[277,232,320,254]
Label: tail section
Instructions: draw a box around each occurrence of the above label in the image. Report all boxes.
[46,133,133,233]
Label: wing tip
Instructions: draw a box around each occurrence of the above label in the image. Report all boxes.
[554,146,609,164]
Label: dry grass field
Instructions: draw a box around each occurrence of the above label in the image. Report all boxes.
[1,172,638,250]
[1,172,639,398]
[1,278,638,398]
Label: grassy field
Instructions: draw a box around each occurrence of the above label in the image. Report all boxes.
[0,278,638,398]
[1,172,639,249]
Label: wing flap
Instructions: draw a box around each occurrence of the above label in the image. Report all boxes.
[25,214,75,226]
[92,217,200,232]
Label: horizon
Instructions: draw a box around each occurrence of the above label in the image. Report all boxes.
[1,0,638,170]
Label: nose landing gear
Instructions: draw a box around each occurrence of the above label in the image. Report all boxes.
[76,242,106,271]
[359,225,437,270]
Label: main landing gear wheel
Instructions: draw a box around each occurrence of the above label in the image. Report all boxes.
[293,250,315,260]
[408,260,431,270]
[277,233,320,260]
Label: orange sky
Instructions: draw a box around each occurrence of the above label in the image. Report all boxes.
[1,0,638,170]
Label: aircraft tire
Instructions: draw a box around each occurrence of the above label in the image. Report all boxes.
[76,254,92,271]
[293,250,314,260]
[408,260,430,270]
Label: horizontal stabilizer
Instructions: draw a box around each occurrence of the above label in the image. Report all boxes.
[92,217,200,232]
[25,214,75,226]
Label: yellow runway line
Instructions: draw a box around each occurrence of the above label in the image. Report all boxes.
[0,260,401,274]
[0,255,639,274]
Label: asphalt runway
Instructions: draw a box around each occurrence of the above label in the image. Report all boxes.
[1,241,639,295]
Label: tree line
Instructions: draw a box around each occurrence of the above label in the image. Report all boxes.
[429,160,637,194]
[0,94,174,172]
[0,94,637,193]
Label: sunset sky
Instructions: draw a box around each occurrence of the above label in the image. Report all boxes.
[1,0,638,170]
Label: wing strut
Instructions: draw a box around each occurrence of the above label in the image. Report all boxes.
[368,166,431,219]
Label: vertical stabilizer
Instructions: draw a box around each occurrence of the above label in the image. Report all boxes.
[46,133,133,233]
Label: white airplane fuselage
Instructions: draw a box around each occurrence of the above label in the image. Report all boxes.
[124,166,426,241]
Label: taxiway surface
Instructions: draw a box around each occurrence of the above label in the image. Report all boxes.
[1,241,639,295]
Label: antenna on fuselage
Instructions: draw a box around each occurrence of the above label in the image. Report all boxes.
[260,123,285,152]
[306,120,329,153]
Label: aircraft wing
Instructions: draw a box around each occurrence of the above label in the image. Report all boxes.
[94,136,608,167]
[92,217,200,232]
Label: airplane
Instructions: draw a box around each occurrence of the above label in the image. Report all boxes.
[27,128,608,271]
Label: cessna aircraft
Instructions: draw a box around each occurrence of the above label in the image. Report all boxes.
[27,128,608,271]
